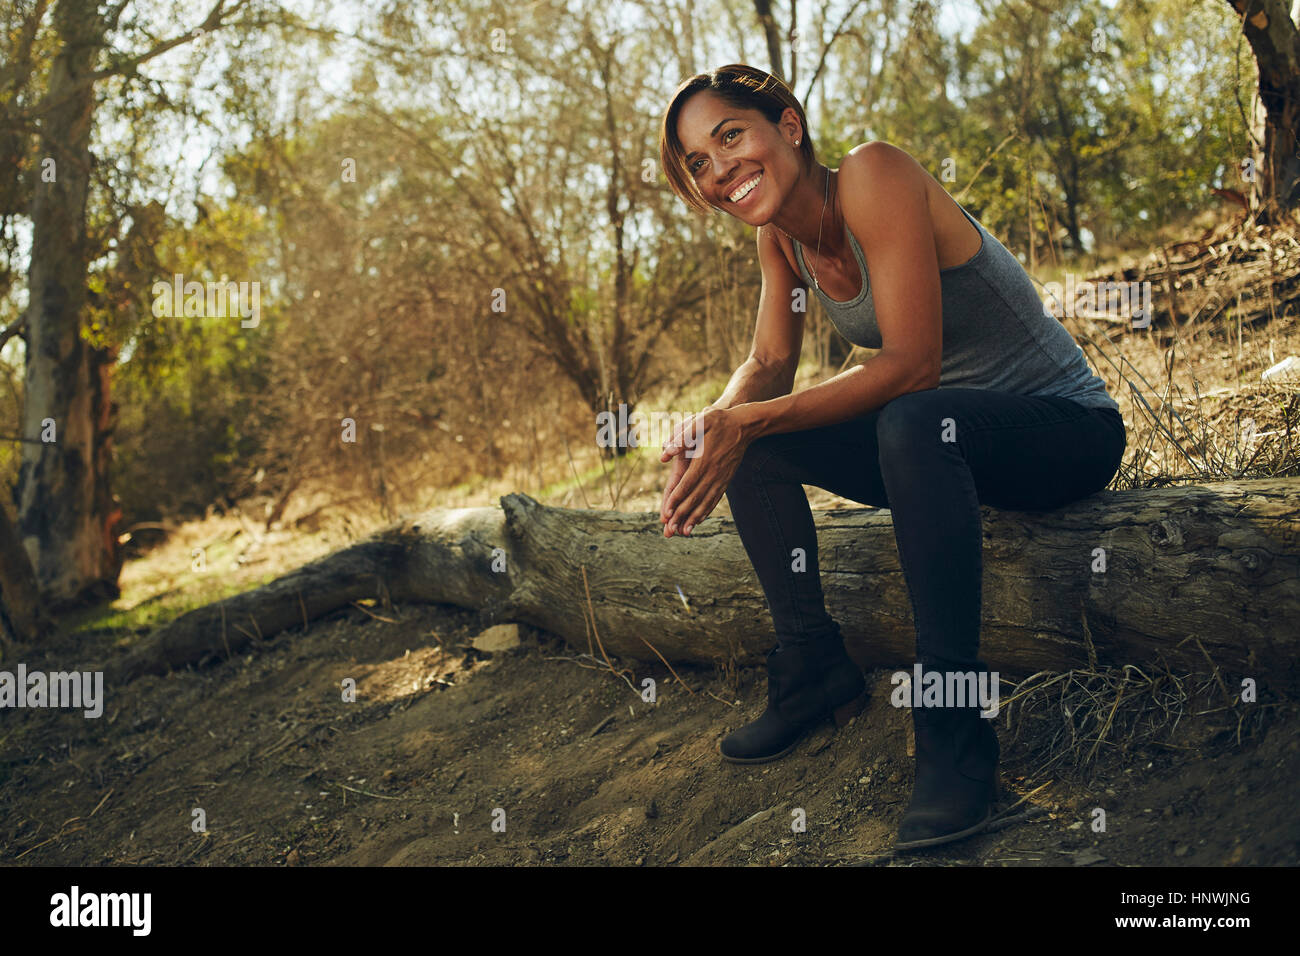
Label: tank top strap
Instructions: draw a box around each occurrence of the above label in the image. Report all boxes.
[791,236,813,286]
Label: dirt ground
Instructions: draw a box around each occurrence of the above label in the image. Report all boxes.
[3,600,1297,867]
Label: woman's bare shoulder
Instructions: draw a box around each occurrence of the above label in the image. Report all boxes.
[758,224,803,281]
[840,140,920,185]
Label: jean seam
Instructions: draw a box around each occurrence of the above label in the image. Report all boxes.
[927,402,1111,470]
[946,409,1089,438]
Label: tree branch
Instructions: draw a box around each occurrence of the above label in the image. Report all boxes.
[21,0,253,122]
[0,311,27,350]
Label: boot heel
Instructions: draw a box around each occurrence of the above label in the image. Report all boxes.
[832,691,867,727]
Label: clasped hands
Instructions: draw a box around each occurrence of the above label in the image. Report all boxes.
[659,406,751,538]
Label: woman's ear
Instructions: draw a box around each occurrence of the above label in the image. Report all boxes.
[781,106,803,144]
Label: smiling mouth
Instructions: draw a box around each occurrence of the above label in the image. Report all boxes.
[727,172,763,203]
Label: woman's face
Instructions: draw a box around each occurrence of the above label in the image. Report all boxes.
[675,91,799,222]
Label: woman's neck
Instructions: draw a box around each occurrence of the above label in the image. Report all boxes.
[774,164,845,261]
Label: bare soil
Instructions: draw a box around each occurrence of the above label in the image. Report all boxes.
[3,602,1297,867]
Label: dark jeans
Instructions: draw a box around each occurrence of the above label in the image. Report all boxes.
[724,387,1126,671]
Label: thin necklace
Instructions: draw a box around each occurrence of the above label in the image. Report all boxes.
[809,165,830,292]
[790,166,830,291]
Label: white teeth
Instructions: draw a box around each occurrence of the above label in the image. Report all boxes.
[729,173,762,202]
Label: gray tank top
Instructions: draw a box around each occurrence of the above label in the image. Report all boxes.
[792,202,1120,413]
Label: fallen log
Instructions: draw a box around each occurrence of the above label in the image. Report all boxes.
[104,478,1300,691]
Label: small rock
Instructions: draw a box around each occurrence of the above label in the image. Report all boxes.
[286,849,300,867]
[1174,844,1189,857]
[472,624,522,653]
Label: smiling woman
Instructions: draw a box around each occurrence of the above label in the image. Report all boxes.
[655,64,1126,854]
[659,65,817,216]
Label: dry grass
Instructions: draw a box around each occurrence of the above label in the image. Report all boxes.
[997,658,1273,785]
[1070,210,1300,487]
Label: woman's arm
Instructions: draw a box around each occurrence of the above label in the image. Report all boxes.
[708,223,809,409]
[734,142,944,442]
[659,225,803,530]
[707,355,795,411]
[731,352,934,441]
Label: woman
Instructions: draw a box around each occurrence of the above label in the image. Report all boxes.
[655,64,1125,851]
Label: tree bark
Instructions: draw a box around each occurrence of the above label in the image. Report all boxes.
[14,1,244,607]
[105,477,1300,691]
[1226,0,1300,218]
[0,502,55,646]
[752,0,787,82]
[17,0,120,608]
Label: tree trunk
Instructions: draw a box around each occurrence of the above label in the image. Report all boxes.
[17,0,121,607]
[752,0,787,82]
[105,477,1300,692]
[0,502,55,645]
[1227,0,1300,218]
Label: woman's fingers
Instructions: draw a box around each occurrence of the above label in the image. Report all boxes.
[661,452,688,523]
[665,465,704,534]
[661,408,717,535]
[664,473,694,533]
[661,413,699,461]
[671,475,715,534]
[678,484,721,536]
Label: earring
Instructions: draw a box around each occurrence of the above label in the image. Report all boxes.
[794,139,800,146]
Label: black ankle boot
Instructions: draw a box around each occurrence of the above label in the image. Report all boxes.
[895,703,1000,850]
[719,639,867,764]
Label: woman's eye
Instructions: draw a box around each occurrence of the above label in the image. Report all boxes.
[690,128,741,173]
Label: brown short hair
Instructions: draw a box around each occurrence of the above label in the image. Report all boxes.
[659,64,816,215]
